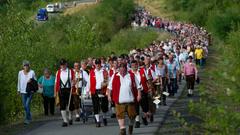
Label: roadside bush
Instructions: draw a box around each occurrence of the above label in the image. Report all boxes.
[0,0,135,124]
[95,28,159,57]
[164,0,240,134]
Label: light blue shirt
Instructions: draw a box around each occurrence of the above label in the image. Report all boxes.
[166,60,179,78]
[38,75,55,97]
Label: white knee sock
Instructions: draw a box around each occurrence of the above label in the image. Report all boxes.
[61,110,68,123]
[135,115,140,122]
[188,89,191,94]
[95,114,100,122]
[76,109,80,118]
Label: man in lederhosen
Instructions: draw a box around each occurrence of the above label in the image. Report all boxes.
[108,58,119,118]
[86,59,109,127]
[144,56,158,122]
[55,59,75,127]
[129,60,150,128]
[107,63,142,135]
[73,62,89,121]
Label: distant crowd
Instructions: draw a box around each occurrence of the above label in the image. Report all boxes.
[17,8,210,135]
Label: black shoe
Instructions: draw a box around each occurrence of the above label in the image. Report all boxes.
[128,125,133,135]
[150,115,154,123]
[187,93,191,97]
[96,122,101,127]
[75,117,80,122]
[163,102,167,106]
[135,121,140,128]
[69,120,73,125]
[62,122,68,127]
[111,113,116,118]
[142,117,148,125]
[103,118,107,126]
[80,112,84,118]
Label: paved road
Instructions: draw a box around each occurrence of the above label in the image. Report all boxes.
[156,72,203,135]
[35,0,96,23]
[19,81,186,135]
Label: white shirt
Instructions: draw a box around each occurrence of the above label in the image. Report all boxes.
[75,69,89,88]
[60,68,72,88]
[133,70,141,83]
[146,67,156,80]
[17,70,36,94]
[108,68,118,77]
[86,69,104,92]
[133,68,149,83]
[108,73,141,103]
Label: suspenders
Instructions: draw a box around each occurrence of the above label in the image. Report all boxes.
[60,69,71,89]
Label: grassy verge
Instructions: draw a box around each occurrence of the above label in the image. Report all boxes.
[138,0,240,134]
[155,0,240,134]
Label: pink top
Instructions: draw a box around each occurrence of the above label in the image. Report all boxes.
[184,62,197,76]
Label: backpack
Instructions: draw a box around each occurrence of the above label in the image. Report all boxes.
[26,78,39,95]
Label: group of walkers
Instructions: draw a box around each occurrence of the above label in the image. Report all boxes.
[17,8,210,135]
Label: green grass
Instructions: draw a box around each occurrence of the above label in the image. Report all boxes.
[137,0,240,134]
[0,0,135,125]
[158,0,240,134]
[0,0,172,127]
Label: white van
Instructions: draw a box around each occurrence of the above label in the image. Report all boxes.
[46,4,55,13]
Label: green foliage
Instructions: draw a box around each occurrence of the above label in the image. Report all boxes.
[98,28,159,57]
[0,0,135,124]
[164,0,240,134]
[165,0,240,39]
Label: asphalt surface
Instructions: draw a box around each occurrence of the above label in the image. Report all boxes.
[19,81,186,135]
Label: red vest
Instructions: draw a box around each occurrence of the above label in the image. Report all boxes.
[139,68,149,93]
[151,64,156,72]
[109,69,114,77]
[112,72,138,104]
[55,68,75,93]
[89,69,108,94]
[148,68,153,79]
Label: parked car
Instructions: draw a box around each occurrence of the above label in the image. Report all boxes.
[46,4,55,13]
[36,8,48,21]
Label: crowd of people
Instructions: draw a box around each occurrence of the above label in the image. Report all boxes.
[17,8,210,135]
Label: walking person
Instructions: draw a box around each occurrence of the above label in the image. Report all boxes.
[156,57,168,105]
[144,56,157,123]
[194,46,203,67]
[166,54,179,96]
[183,56,198,96]
[55,59,75,127]
[108,63,142,135]
[129,60,149,128]
[86,59,109,127]
[38,68,55,116]
[108,58,119,118]
[17,60,37,125]
[73,62,89,121]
